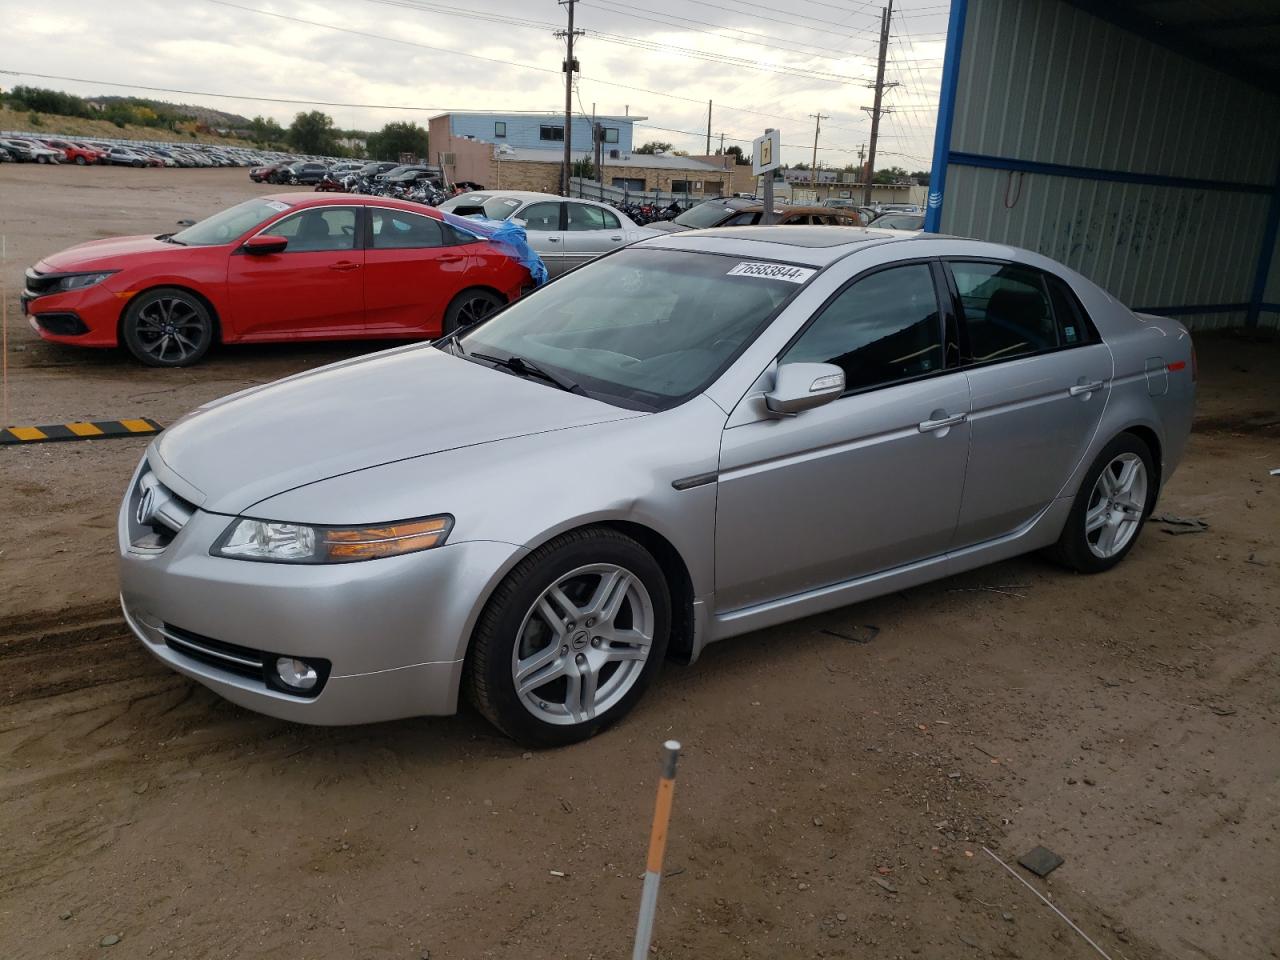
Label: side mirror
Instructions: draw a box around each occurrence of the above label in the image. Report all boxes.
[242,235,288,255]
[176,219,196,227]
[765,362,845,417]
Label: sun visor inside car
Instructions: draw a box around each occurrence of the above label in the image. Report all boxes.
[439,212,548,287]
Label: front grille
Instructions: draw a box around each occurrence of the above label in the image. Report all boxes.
[24,267,60,297]
[160,623,331,698]
[127,468,195,550]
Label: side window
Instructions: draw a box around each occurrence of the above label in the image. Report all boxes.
[601,208,621,230]
[950,262,1058,363]
[262,208,357,252]
[782,264,944,392]
[370,210,444,249]
[1045,274,1092,346]
[725,212,759,226]
[565,203,607,231]
[518,202,562,231]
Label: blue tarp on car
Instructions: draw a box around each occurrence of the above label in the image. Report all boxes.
[438,212,548,287]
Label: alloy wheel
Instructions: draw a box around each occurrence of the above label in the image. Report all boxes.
[133,296,207,364]
[457,295,498,328]
[511,563,655,726]
[1085,452,1148,558]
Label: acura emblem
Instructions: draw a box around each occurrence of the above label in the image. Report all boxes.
[136,485,158,526]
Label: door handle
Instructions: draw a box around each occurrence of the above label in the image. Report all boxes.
[329,261,361,271]
[546,237,561,243]
[1069,380,1105,396]
[918,413,967,433]
[609,235,623,241]
[437,254,464,263]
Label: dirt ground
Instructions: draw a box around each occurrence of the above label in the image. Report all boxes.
[1,166,1277,960]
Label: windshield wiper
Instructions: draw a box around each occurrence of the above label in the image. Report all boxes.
[469,351,586,395]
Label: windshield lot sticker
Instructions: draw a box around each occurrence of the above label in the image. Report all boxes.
[265,200,291,212]
[727,262,815,284]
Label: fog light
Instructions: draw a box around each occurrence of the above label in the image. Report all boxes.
[275,657,318,691]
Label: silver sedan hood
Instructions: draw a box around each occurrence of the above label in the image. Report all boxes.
[149,345,641,514]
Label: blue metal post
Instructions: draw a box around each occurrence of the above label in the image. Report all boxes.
[923,0,970,234]
[1246,155,1280,327]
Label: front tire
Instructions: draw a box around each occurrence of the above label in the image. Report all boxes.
[1049,433,1156,574]
[467,528,671,747]
[442,288,504,334]
[75,155,87,166]
[121,288,215,367]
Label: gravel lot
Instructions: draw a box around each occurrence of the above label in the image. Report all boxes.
[1,165,1277,960]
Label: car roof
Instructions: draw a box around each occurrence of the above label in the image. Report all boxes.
[639,225,927,266]
[263,193,447,218]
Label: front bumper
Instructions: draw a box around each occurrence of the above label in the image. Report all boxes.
[22,282,123,347]
[118,502,523,725]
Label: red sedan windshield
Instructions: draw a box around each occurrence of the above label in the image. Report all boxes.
[171,198,294,246]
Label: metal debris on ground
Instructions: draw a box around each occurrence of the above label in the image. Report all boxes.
[947,584,1028,598]
[984,847,1114,960]
[1153,513,1209,534]
[1016,845,1065,878]
[820,625,880,644]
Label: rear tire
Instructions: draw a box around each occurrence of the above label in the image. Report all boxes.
[121,288,215,367]
[442,288,504,335]
[1048,433,1157,574]
[467,527,671,748]
[75,155,87,166]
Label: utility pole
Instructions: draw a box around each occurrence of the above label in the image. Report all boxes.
[809,112,829,191]
[555,0,584,196]
[719,132,725,156]
[862,1,897,207]
[705,100,712,155]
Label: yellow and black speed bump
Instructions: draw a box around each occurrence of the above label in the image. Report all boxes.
[0,418,163,445]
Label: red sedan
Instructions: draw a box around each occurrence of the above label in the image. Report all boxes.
[41,138,105,165]
[22,194,532,366]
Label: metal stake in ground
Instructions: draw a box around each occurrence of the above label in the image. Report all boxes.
[632,739,682,960]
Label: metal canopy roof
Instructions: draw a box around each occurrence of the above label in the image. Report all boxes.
[1066,0,1280,94]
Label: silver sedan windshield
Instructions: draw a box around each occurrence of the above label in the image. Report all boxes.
[457,248,810,411]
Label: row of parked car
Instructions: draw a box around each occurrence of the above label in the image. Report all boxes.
[0,131,341,171]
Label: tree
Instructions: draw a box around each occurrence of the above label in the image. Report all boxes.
[366,121,429,162]
[724,144,749,165]
[873,165,910,184]
[288,110,338,154]
[248,115,286,145]
[571,158,596,180]
[633,141,672,155]
[909,169,931,183]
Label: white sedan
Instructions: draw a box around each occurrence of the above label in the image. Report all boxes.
[439,191,660,277]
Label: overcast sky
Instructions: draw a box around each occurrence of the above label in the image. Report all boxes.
[1,0,950,168]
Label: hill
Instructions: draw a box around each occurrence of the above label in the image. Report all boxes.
[0,106,257,147]
[91,96,252,132]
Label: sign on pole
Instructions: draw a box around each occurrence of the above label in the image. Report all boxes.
[754,129,781,225]
[751,129,781,177]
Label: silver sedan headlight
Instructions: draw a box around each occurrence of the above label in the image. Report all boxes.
[213,515,453,564]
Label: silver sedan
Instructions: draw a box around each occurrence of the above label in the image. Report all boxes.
[437,191,660,276]
[119,226,1196,746]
